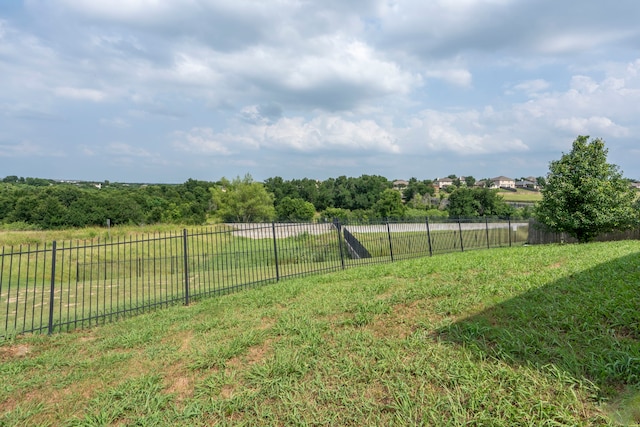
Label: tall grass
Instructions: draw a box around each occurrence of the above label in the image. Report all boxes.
[0,240,638,425]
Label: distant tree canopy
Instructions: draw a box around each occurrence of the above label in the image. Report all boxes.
[0,171,541,229]
[535,135,639,243]
[265,174,391,212]
[0,178,215,228]
[402,178,435,204]
[276,197,316,222]
[211,174,275,223]
[373,189,406,219]
[447,187,513,218]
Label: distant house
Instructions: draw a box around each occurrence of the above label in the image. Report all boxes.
[631,182,640,190]
[393,180,409,190]
[515,179,537,190]
[435,177,454,189]
[490,176,515,189]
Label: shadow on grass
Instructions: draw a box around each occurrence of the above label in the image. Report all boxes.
[436,251,640,398]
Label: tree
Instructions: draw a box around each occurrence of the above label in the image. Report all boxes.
[211,174,275,222]
[373,189,405,219]
[535,135,639,243]
[448,187,513,218]
[320,207,351,222]
[276,197,316,221]
[403,178,435,203]
[473,188,512,217]
[447,188,479,218]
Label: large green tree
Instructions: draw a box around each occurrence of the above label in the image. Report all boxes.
[211,174,276,222]
[276,197,316,221]
[535,135,638,243]
[373,189,405,219]
[447,187,512,218]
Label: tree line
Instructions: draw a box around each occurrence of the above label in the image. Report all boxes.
[0,173,528,229]
[0,179,213,229]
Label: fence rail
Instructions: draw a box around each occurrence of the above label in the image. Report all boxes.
[526,220,640,244]
[0,218,528,339]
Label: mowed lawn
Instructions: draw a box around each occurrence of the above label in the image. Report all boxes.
[497,189,543,203]
[1,241,639,426]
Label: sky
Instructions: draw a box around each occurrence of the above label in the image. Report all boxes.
[1,0,640,184]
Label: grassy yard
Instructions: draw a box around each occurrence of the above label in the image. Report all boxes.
[498,189,542,203]
[1,240,639,425]
[0,224,209,247]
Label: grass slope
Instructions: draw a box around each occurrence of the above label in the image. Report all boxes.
[498,189,542,203]
[1,241,639,426]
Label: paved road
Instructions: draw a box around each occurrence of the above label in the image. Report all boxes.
[228,222,529,239]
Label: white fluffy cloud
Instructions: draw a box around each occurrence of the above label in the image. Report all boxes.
[401,109,529,154]
[172,115,399,155]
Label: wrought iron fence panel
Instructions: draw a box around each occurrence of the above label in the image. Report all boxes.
[1,218,532,339]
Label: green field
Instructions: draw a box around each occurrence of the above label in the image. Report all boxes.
[1,240,639,425]
[1,222,526,338]
[498,189,543,203]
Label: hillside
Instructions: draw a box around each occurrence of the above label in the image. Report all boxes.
[1,241,639,425]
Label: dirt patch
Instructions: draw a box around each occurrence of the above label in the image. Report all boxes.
[179,331,194,353]
[165,374,194,403]
[257,317,276,331]
[220,384,235,399]
[0,344,31,360]
[227,339,272,369]
[367,301,423,339]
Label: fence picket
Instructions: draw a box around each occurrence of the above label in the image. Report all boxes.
[0,218,537,338]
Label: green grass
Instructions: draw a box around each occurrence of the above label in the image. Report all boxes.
[1,241,639,425]
[498,189,542,203]
[352,227,528,258]
[1,222,526,337]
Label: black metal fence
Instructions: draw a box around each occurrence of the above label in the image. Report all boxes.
[0,218,528,339]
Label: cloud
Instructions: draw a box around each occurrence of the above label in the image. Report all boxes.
[402,109,529,155]
[171,128,236,155]
[99,117,130,128]
[262,115,400,153]
[105,142,154,157]
[172,113,401,156]
[554,116,628,137]
[213,35,420,111]
[533,29,638,55]
[510,79,551,95]
[100,142,170,167]
[0,140,65,157]
[54,87,107,102]
[239,103,283,125]
[424,67,472,87]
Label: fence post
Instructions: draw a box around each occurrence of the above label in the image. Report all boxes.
[426,217,433,257]
[508,216,512,247]
[485,216,490,249]
[386,218,394,262]
[183,229,190,305]
[334,218,345,269]
[458,218,464,252]
[272,222,280,281]
[47,241,57,335]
